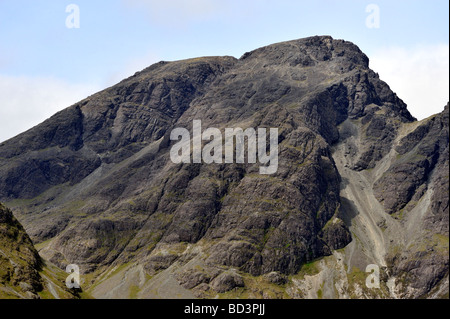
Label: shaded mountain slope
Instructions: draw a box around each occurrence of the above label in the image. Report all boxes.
[0,36,447,299]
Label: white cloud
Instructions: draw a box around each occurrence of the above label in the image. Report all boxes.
[0,75,101,142]
[370,44,449,120]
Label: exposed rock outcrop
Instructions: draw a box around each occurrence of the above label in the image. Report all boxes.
[0,36,447,299]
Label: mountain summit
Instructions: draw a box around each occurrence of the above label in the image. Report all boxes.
[0,36,448,299]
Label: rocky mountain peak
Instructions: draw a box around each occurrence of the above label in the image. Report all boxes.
[0,36,447,299]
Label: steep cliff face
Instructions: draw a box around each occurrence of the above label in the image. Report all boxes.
[379,104,449,298]
[0,36,447,299]
[327,103,448,299]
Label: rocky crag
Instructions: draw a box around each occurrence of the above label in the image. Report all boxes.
[0,36,447,299]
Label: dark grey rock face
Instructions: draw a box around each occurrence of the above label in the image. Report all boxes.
[375,104,448,216]
[210,271,245,293]
[0,57,236,200]
[380,104,449,298]
[0,36,447,298]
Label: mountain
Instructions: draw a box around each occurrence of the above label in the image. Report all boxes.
[0,36,448,299]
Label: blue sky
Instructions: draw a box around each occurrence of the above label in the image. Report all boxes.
[0,0,449,142]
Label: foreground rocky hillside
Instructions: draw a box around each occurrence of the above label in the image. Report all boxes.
[0,203,42,298]
[0,203,79,299]
[0,36,448,299]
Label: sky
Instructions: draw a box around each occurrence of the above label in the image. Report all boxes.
[0,0,448,142]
